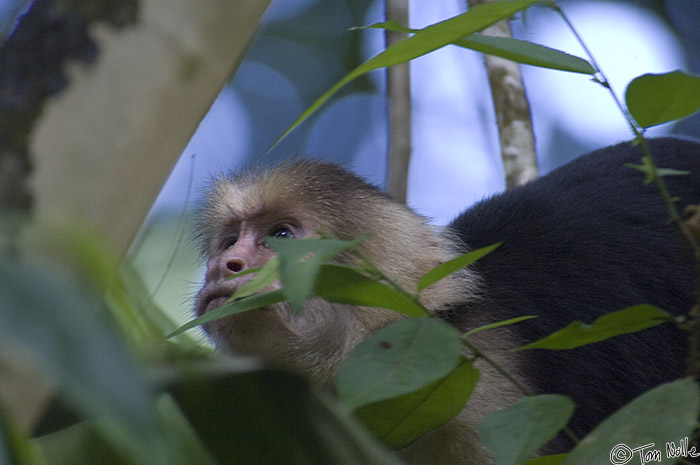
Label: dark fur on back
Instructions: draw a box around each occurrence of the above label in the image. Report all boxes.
[446,137,700,443]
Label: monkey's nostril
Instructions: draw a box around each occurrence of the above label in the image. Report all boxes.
[226,259,244,273]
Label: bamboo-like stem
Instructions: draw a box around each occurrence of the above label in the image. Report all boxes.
[384,0,412,202]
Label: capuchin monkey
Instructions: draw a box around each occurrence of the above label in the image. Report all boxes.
[194,137,700,464]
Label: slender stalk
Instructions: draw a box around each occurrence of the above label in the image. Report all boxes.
[463,336,580,445]
[554,4,700,258]
[385,0,412,202]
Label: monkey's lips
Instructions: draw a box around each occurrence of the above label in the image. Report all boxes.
[196,286,239,317]
[196,274,283,318]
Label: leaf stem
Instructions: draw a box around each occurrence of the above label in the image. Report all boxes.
[462,335,580,445]
[552,3,700,259]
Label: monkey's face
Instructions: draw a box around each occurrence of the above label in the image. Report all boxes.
[193,161,473,383]
[195,210,313,345]
[195,217,307,317]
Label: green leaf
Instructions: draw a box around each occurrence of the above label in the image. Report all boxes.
[230,257,279,300]
[337,318,463,410]
[166,289,286,338]
[456,34,594,74]
[273,0,541,146]
[357,20,413,34]
[269,237,362,312]
[562,379,699,465]
[355,358,479,449]
[418,243,501,291]
[34,420,139,465]
[1,409,42,465]
[626,71,700,128]
[0,261,155,434]
[480,395,575,465]
[517,305,673,351]
[464,315,538,337]
[170,365,404,465]
[316,264,429,317]
[361,23,594,75]
[626,161,690,185]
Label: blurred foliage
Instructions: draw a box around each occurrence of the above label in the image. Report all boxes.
[0,223,401,465]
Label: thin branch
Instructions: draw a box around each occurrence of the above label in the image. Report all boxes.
[385,0,412,202]
[463,336,580,445]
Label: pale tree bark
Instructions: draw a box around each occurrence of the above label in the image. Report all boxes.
[467,0,538,188]
[385,0,412,203]
[28,0,271,255]
[0,0,270,431]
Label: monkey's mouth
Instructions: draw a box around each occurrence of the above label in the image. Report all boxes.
[198,288,237,316]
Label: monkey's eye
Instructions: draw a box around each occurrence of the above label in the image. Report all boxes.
[270,227,294,239]
[221,236,238,249]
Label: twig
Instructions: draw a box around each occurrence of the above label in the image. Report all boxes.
[384,0,412,202]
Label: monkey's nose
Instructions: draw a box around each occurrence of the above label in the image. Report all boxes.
[226,258,246,273]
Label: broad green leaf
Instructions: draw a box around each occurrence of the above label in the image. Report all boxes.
[274,0,540,145]
[464,315,538,337]
[480,395,575,465]
[455,34,595,74]
[562,379,699,465]
[337,318,463,410]
[525,454,568,465]
[170,366,403,465]
[269,237,362,312]
[418,243,501,291]
[355,358,479,449]
[517,305,672,351]
[167,289,286,338]
[626,71,700,128]
[316,264,429,317]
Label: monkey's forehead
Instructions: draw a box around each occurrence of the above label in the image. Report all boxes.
[202,178,307,222]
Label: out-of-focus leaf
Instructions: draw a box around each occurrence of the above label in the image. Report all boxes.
[337,318,463,410]
[35,420,142,465]
[355,358,479,449]
[0,261,155,435]
[480,395,575,465]
[626,71,700,128]
[526,454,568,465]
[517,305,672,351]
[169,364,403,465]
[316,265,429,317]
[0,409,43,465]
[562,379,699,465]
